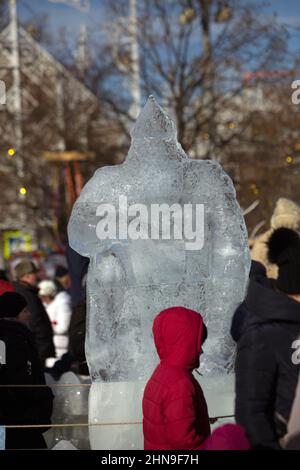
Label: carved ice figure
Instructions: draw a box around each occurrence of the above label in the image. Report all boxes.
[68,96,250,449]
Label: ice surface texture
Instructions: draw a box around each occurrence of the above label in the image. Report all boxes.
[0,426,5,450]
[68,95,250,381]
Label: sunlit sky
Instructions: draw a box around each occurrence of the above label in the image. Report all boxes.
[12,0,300,65]
[16,1,300,37]
[19,0,107,37]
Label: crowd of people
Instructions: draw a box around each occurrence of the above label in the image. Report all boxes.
[0,245,89,449]
[0,197,300,450]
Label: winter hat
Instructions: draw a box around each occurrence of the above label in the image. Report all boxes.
[38,280,57,297]
[202,424,251,450]
[55,265,69,278]
[14,259,38,280]
[0,270,9,281]
[271,198,300,231]
[0,292,27,318]
[268,227,300,295]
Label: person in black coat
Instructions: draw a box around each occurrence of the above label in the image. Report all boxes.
[13,260,55,365]
[0,292,53,449]
[66,243,89,366]
[231,261,267,342]
[232,228,300,449]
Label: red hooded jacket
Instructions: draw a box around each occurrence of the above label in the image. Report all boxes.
[142,306,211,450]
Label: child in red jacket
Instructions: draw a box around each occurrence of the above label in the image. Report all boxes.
[142,306,211,450]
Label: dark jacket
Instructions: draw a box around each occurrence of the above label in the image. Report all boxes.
[54,279,65,295]
[233,262,300,449]
[0,319,53,449]
[231,261,267,342]
[14,281,55,363]
[66,242,89,364]
[66,243,88,307]
[68,301,86,363]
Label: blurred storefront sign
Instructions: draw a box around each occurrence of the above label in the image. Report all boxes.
[2,230,33,259]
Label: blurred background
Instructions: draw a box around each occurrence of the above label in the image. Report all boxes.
[1,0,300,270]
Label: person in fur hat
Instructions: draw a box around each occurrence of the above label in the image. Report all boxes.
[251,198,300,279]
[233,228,300,449]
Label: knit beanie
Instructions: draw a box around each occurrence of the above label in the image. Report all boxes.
[268,228,300,295]
[55,265,69,278]
[0,292,27,318]
[203,424,251,450]
[38,280,57,297]
[271,198,300,231]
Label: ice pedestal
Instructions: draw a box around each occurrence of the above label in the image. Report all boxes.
[199,373,235,419]
[0,427,5,450]
[44,372,90,450]
[89,382,144,450]
[51,440,78,450]
[88,375,235,450]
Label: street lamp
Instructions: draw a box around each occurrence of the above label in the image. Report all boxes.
[19,186,27,196]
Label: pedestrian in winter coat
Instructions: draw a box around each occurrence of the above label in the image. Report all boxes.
[0,292,53,449]
[230,261,266,342]
[13,259,55,365]
[233,228,300,450]
[39,280,72,360]
[283,373,300,449]
[142,306,210,450]
[251,197,300,279]
[66,243,89,370]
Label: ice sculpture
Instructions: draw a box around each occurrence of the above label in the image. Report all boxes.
[51,440,78,450]
[68,96,250,449]
[44,372,90,450]
[0,426,5,450]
